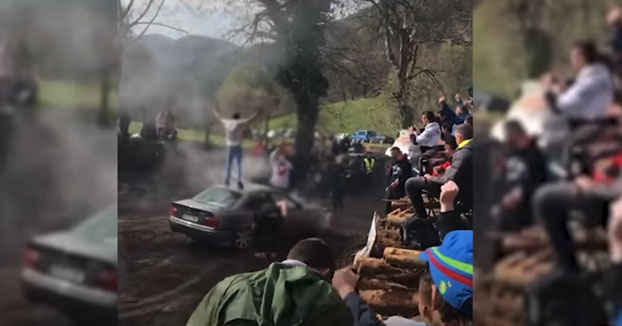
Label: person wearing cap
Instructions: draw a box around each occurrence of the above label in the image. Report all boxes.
[331,231,473,326]
[417,230,473,325]
[331,183,470,326]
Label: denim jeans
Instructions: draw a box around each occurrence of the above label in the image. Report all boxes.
[225,145,243,184]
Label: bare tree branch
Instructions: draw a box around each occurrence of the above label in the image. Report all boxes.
[121,0,136,20]
[134,0,166,39]
[129,0,158,27]
[133,22,190,35]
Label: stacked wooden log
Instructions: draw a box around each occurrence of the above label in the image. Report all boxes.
[347,196,448,319]
[475,225,610,326]
[354,248,426,317]
[350,198,434,319]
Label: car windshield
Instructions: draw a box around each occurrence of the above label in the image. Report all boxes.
[72,206,117,243]
[193,188,241,207]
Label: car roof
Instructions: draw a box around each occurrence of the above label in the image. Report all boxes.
[211,184,275,196]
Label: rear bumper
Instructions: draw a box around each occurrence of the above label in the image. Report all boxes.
[21,267,116,317]
[169,216,236,244]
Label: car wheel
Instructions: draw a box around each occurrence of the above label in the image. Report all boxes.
[234,228,254,250]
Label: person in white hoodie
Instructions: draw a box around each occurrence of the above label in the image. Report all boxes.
[409,111,442,173]
[269,146,293,190]
[545,41,614,125]
[409,111,442,152]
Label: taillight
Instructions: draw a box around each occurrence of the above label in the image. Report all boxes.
[94,270,118,293]
[170,205,178,217]
[23,247,39,268]
[203,217,220,228]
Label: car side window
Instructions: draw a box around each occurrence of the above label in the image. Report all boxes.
[244,194,277,214]
[243,196,264,210]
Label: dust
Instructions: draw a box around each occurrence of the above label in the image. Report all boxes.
[0,110,116,262]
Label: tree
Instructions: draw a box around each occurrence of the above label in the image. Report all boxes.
[504,0,552,79]
[216,62,281,142]
[360,0,471,127]
[118,0,189,41]
[322,15,392,101]
[233,0,334,183]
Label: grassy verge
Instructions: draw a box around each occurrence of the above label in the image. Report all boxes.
[128,122,255,148]
[39,79,118,111]
[269,97,395,136]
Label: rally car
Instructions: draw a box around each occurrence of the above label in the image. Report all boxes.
[169,185,330,250]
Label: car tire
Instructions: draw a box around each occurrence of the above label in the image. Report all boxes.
[234,227,254,250]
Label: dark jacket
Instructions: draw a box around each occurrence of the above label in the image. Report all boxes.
[390,156,413,195]
[430,141,473,195]
[439,102,463,131]
[436,210,470,240]
[343,293,383,326]
[492,142,547,230]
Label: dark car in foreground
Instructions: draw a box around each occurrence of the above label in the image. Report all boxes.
[21,206,117,325]
[169,185,330,249]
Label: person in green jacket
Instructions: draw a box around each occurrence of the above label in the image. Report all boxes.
[187,238,354,326]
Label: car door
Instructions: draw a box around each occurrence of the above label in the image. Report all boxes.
[237,195,264,228]
[242,194,278,223]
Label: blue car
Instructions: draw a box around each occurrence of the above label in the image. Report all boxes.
[351,130,377,142]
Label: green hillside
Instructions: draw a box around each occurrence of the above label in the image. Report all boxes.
[39,80,118,110]
[269,97,396,136]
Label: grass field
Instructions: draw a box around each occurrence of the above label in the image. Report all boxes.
[129,96,396,145]
[128,121,256,148]
[39,80,118,110]
[269,97,396,136]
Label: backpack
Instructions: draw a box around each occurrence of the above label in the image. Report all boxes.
[401,217,441,250]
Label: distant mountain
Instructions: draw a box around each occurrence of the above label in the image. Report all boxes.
[122,33,283,97]
[127,33,240,67]
[120,33,285,124]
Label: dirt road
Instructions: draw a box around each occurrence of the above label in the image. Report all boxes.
[118,148,384,326]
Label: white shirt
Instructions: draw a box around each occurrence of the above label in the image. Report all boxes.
[415,122,441,147]
[220,119,246,146]
[269,150,292,189]
[558,64,613,120]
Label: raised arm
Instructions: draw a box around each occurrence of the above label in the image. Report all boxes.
[240,111,258,124]
[212,107,224,123]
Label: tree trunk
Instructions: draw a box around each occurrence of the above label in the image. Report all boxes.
[204,123,211,149]
[99,68,111,127]
[292,92,318,185]
[263,111,271,145]
[396,64,413,128]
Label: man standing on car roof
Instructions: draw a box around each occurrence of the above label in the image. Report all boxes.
[213,107,257,190]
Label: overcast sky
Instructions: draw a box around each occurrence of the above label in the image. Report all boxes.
[126,0,240,41]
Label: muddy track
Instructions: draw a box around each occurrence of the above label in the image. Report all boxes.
[119,192,381,326]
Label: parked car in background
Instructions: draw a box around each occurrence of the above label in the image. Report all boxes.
[351,130,377,142]
[21,206,117,325]
[267,129,279,139]
[283,128,295,139]
[370,134,395,144]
